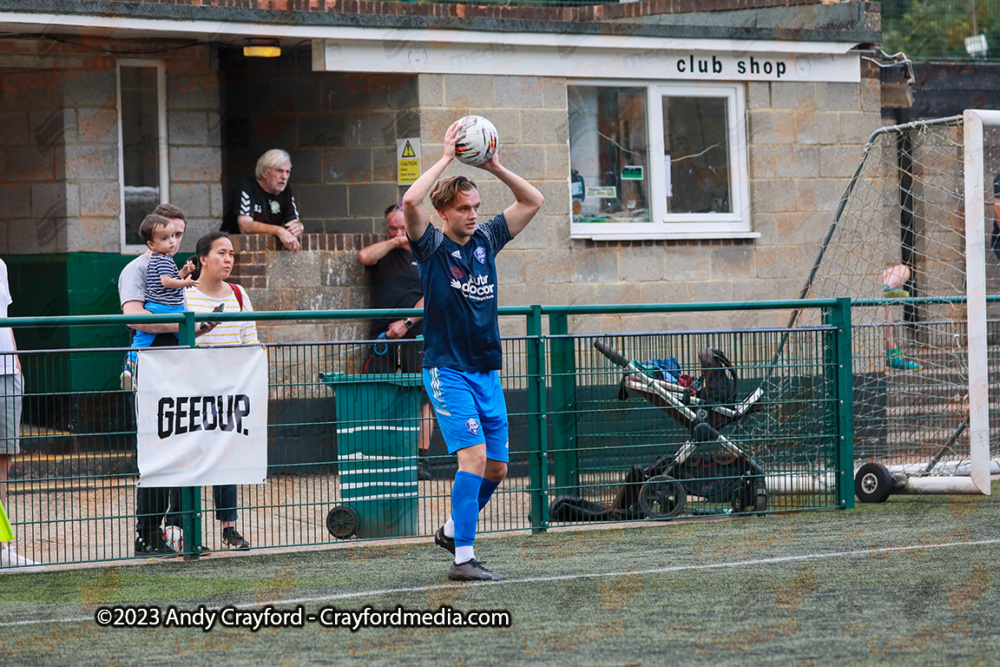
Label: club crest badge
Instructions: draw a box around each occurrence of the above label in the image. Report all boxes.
[474,247,486,264]
[465,418,480,436]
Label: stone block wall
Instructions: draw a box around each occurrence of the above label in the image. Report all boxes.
[402,71,881,334]
[0,39,220,255]
[225,70,883,342]
[218,47,417,236]
[0,37,884,346]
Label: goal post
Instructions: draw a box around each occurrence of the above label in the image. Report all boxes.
[796,110,998,497]
[962,108,996,495]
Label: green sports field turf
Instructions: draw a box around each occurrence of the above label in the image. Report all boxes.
[1,485,997,666]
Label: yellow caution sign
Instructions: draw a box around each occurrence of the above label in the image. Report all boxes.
[397,138,421,185]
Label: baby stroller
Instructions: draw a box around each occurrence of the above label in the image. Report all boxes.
[551,342,768,522]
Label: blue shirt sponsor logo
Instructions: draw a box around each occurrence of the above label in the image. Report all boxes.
[450,273,495,301]
[411,213,513,372]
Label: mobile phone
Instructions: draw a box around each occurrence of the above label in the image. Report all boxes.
[212,304,225,313]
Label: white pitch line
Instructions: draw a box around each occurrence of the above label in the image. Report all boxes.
[4,537,999,630]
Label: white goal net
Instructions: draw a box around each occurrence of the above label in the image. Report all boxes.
[799,110,1000,495]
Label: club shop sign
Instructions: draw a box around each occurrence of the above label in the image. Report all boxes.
[317,31,859,83]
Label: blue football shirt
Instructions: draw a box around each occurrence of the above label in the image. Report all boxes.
[411,213,512,372]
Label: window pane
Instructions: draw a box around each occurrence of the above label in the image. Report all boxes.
[663,96,730,214]
[120,66,161,246]
[568,86,650,223]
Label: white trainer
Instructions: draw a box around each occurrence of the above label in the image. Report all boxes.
[0,545,44,572]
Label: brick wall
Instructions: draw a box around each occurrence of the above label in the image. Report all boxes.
[229,232,379,343]
[0,34,883,341]
[102,0,870,26]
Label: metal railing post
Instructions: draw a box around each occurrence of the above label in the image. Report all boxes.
[825,297,855,509]
[547,313,579,497]
[525,305,548,532]
[178,310,203,558]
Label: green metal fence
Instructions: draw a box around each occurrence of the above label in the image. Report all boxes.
[0,299,853,568]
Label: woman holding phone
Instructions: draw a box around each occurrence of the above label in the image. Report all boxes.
[184,231,258,549]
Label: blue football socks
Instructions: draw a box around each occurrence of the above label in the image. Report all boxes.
[444,477,501,547]
[451,471,483,550]
[478,478,500,510]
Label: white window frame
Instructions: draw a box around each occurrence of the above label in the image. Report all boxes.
[117,59,169,254]
[569,80,755,241]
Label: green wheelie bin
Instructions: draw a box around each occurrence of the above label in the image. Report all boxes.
[320,371,422,539]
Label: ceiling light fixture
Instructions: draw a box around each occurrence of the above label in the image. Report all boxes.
[243,38,281,58]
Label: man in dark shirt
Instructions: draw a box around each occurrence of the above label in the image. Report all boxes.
[358,204,432,480]
[223,149,302,251]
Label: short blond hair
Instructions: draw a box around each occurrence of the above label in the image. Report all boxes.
[430,176,477,211]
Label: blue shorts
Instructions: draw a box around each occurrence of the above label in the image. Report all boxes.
[129,301,184,364]
[423,367,509,462]
[131,301,184,349]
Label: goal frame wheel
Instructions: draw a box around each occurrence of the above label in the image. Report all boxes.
[855,462,895,503]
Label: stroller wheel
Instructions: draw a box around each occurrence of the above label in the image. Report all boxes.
[753,486,768,513]
[855,462,895,503]
[732,476,768,514]
[638,475,686,519]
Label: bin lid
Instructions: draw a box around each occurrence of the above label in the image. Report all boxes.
[319,371,423,388]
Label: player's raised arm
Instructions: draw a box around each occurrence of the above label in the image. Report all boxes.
[478,154,544,238]
[402,119,465,242]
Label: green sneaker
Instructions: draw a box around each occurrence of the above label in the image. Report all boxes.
[886,349,922,371]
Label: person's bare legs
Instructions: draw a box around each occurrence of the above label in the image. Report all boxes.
[420,401,433,452]
[882,264,921,370]
[418,401,433,480]
[882,264,910,298]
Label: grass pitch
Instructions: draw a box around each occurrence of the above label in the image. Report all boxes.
[1,485,997,666]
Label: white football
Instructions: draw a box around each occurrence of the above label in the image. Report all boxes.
[454,115,498,166]
[163,526,183,553]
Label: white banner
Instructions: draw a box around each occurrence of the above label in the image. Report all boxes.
[136,346,268,487]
